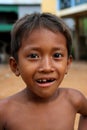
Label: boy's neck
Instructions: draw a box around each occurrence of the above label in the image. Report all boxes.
[25,87,60,103]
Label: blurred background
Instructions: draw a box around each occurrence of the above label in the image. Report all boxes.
[0,0,87,63]
[0,1,87,129]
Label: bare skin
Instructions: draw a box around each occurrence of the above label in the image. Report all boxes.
[0,88,87,130]
[0,28,87,130]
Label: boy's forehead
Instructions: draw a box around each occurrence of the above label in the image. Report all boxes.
[23,28,66,41]
[21,28,67,51]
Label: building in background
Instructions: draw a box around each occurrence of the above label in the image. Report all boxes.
[0,0,87,63]
[41,0,56,14]
[0,0,41,63]
[42,0,87,61]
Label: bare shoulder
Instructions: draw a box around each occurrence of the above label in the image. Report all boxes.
[0,89,30,129]
[60,88,87,111]
[0,97,12,113]
[0,95,20,129]
[0,97,12,128]
[0,89,27,113]
[0,96,17,115]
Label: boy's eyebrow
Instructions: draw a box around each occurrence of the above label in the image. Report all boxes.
[23,46,66,52]
[52,47,66,51]
[23,46,42,51]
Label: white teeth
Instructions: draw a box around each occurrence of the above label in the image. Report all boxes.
[42,79,47,82]
[37,78,55,83]
[38,79,47,83]
[39,79,42,83]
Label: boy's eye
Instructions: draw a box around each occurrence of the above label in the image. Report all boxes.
[53,53,63,58]
[28,53,39,59]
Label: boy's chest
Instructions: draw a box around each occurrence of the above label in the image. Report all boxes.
[4,103,76,130]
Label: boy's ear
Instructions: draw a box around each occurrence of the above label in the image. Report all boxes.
[65,55,72,74]
[9,57,20,76]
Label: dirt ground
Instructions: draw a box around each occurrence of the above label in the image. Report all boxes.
[0,61,87,130]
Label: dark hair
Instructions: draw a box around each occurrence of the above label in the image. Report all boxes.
[11,12,72,61]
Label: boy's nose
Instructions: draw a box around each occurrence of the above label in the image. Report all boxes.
[38,57,54,73]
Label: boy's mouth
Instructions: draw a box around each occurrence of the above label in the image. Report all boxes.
[36,78,55,84]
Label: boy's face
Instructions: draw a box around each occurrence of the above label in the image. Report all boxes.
[10,28,72,99]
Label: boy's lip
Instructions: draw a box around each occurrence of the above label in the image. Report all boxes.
[35,77,56,88]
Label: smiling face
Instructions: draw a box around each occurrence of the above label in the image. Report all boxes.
[10,28,72,99]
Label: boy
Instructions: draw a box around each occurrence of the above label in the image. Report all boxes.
[0,12,87,130]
